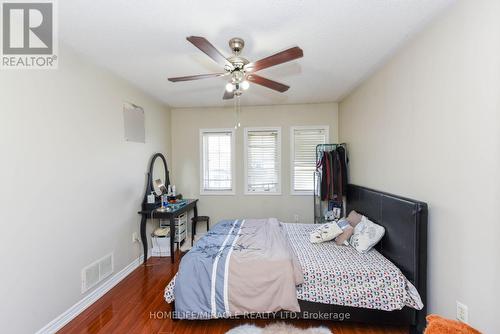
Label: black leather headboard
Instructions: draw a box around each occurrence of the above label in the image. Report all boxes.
[346,184,427,311]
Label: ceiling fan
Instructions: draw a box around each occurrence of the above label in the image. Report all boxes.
[168,36,304,100]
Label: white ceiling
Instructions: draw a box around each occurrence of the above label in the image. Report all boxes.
[59,0,454,108]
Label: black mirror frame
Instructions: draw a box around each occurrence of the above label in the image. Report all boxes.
[142,153,170,209]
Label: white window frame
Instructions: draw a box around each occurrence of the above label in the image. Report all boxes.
[244,126,282,195]
[290,125,329,195]
[199,128,236,195]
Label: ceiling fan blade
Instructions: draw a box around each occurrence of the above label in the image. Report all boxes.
[223,90,235,100]
[186,36,232,68]
[245,46,303,72]
[168,73,226,82]
[247,74,289,92]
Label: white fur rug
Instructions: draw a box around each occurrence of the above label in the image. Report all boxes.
[226,323,332,334]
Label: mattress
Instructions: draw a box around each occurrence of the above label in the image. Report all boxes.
[165,222,423,312]
[283,223,423,311]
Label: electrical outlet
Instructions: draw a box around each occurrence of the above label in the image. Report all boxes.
[294,214,299,223]
[132,232,140,243]
[456,301,468,323]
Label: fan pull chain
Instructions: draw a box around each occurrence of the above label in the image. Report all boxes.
[234,96,241,129]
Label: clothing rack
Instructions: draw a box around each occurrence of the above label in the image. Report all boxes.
[316,143,347,165]
[313,143,347,224]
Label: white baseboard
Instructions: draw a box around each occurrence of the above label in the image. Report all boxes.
[36,253,150,334]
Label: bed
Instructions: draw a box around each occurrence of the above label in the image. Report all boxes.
[165,184,428,333]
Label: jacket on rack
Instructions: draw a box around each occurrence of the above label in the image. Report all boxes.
[336,145,348,195]
[320,151,329,200]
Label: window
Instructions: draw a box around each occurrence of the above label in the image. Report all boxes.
[200,129,235,195]
[244,127,281,194]
[291,126,329,194]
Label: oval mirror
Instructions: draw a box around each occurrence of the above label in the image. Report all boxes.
[148,153,169,197]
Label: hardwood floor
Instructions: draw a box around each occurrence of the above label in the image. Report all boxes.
[59,254,408,334]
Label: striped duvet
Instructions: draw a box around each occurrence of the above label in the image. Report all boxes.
[166,218,303,319]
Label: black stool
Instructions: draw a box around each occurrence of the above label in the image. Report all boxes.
[192,216,210,244]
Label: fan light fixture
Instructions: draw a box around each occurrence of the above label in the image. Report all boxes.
[241,80,250,90]
[226,80,249,93]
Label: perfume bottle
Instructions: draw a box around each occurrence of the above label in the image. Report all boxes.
[147,192,155,204]
[167,184,177,203]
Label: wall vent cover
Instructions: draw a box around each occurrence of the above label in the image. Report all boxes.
[81,253,114,293]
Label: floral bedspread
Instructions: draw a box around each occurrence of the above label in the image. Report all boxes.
[283,223,423,311]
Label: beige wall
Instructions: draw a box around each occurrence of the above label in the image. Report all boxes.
[0,45,171,334]
[339,1,500,332]
[171,103,338,224]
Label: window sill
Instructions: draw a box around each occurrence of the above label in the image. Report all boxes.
[244,191,282,196]
[200,191,235,196]
[290,191,314,196]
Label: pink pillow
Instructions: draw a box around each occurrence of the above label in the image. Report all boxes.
[346,210,363,227]
[334,218,354,246]
[335,226,353,246]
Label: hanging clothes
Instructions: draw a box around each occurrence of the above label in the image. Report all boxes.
[319,151,330,201]
[317,145,349,201]
[332,149,342,199]
[336,145,348,196]
[328,150,336,199]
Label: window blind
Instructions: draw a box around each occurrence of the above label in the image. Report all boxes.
[292,127,327,192]
[201,130,233,192]
[245,129,280,193]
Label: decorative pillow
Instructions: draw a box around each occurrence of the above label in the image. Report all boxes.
[424,314,481,334]
[346,210,363,227]
[309,223,343,244]
[334,218,354,246]
[349,216,385,253]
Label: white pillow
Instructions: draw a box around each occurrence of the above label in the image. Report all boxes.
[349,216,385,253]
[309,223,343,244]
